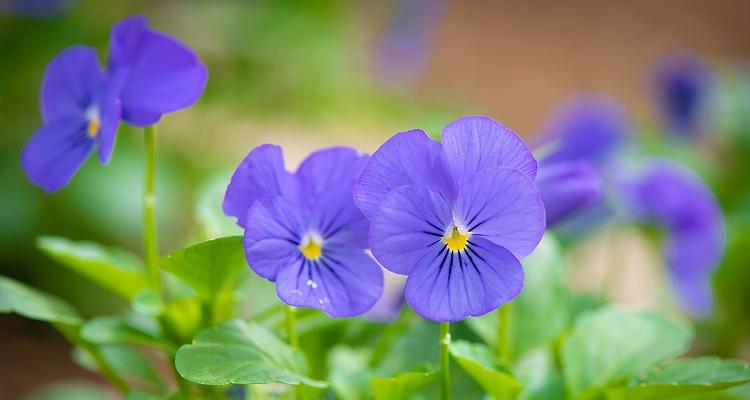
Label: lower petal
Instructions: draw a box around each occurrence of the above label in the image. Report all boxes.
[404,237,524,322]
[243,196,304,280]
[20,118,93,193]
[275,245,383,317]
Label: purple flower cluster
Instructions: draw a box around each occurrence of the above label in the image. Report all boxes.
[21,14,207,193]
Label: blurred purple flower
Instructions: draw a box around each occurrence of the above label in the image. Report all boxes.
[0,0,72,18]
[650,53,714,138]
[21,46,122,192]
[619,160,724,317]
[224,146,383,317]
[534,94,627,227]
[374,0,445,87]
[538,94,630,167]
[535,161,602,227]
[108,14,207,126]
[354,116,545,322]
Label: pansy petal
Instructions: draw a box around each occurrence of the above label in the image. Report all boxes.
[370,185,452,275]
[536,161,602,227]
[454,166,545,258]
[309,185,369,248]
[21,117,94,193]
[441,116,537,185]
[404,237,524,322]
[244,196,305,281]
[296,146,369,198]
[223,145,298,228]
[275,245,383,317]
[537,94,629,167]
[109,14,207,125]
[97,70,126,164]
[664,229,722,318]
[354,130,455,218]
[41,46,104,122]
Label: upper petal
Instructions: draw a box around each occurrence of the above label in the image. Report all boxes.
[354,130,455,219]
[41,46,105,122]
[243,195,305,281]
[536,161,602,228]
[20,117,94,193]
[223,145,298,228]
[404,237,524,322]
[370,185,452,275]
[109,14,207,125]
[454,166,545,258]
[275,244,384,317]
[296,146,369,198]
[309,185,369,248]
[441,116,537,186]
[97,70,126,164]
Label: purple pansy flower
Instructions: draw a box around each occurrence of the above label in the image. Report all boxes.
[533,94,627,227]
[535,161,602,227]
[21,46,121,193]
[223,146,384,317]
[618,160,724,317]
[354,116,546,322]
[650,53,713,138]
[538,94,630,168]
[108,14,208,126]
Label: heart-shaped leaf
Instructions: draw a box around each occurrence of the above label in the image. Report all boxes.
[605,357,750,400]
[561,306,693,398]
[175,319,326,388]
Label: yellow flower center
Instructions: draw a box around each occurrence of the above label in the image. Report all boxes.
[443,226,470,252]
[299,238,322,260]
[87,118,100,137]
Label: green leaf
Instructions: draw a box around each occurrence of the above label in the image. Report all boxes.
[466,235,571,359]
[515,349,566,400]
[605,357,750,400]
[131,289,165,317]
[561,306,693,398]
[80,316,165,349]
[27,382,111,400]
[73,344,163,389]
[0,275,81,325]
[329,346,373,400]
[371,365,437,400]
[160,236,245,303]
[37,236,148,300]
[449,340,521,400]
[175,319,326,388]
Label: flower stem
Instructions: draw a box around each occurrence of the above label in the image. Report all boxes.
[285,305,299,348]
[496,302,512,360]
[143,126,161,291]
[439,322,451,400]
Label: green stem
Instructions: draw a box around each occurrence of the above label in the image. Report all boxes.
[496,303,512,360]
[143,126,192,399]
[143,125,161,291]
[285,305,299,348]
[55,324,130,394]
[439,322,451,400]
